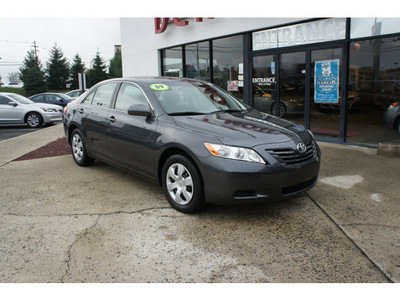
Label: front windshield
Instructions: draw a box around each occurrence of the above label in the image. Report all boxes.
[148,80,248,115]
[8,94,34,104]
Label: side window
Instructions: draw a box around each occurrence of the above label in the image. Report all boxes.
[114,83,149,112]
[0,96,10,105]
[92,82,118,108]
[33,95,45,102]
[81,90,95,105]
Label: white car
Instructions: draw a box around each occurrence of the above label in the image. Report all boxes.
[0,92,63,128]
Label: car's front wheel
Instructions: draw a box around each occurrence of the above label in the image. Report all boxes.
[70,129,94,166]
[162,154,205,213]
[26,112,43,128]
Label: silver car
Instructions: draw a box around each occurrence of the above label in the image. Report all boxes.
[383,101,400,134]
[0,92,63,128]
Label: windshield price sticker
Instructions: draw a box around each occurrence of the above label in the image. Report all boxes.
[150,84,170,91]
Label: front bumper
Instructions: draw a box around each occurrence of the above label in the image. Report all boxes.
[197,145,321,205]
[42,112,63,123]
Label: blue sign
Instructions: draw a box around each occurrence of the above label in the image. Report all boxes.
[314,59,339,103]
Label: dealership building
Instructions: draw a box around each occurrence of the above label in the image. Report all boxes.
[120,18,400,146]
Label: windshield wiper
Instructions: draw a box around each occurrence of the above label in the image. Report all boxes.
[209,109,248,114]
[168,112,207,116]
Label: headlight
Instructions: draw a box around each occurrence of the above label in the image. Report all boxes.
[204,143,265,164]
[307,129,315,139]
[40,107,57,112]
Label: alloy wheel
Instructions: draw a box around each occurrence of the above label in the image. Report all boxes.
[27,114,40,127]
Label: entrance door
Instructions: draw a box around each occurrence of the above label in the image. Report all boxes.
[310,48,342,139]
[251,46,344,141]
[279,51,306,123]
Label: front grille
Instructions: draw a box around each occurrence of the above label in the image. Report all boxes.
[266,141,316,167]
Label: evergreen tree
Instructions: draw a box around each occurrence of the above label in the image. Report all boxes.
[46,44,70,90]
[19,49,46,96]
[70,54,86,90]
[86,50,108,88]
[108,48,122,78]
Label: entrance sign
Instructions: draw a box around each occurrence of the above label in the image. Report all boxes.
[314,59,339,103]
[253,18,346,50]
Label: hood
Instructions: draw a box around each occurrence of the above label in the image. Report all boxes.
[172,109,312,147]
[28,103,63,110]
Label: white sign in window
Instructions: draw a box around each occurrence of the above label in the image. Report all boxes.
[253,18,346,51]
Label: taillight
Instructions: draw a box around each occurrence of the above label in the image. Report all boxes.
[63,106,68,115]
[392,102,399,108]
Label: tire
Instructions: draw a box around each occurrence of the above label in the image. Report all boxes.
[26,112,43,128]
[162,154,205,213]
[70,129,94,166]
[271,102,287,118]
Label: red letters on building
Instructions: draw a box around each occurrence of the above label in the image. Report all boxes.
[154,18,213,34]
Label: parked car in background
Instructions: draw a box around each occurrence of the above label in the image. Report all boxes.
[383,101,400,134]
[5,82,24,88]
[63,77,320,213]
[0,92,63,128]
[29,93,73,107]
[65,89,87,99]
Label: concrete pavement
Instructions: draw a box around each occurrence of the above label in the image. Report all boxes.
[0,125,399,282]
[0,124,64,166]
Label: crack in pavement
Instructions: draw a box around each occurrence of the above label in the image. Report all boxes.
[305,191,394,283]
[0,206,172,218]
[61,215,101,283]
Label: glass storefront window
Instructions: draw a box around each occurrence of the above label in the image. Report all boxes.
[351,18,400,39]
[348,36,400,145]
[280,52,306,124]
[212,35,243,98]
[185,42,210,81]
[252,55,276,114]
[163,47,183,77]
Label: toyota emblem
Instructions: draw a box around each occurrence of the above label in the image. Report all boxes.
[297,143,307,153]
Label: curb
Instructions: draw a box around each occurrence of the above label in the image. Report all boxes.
[377,143,400,157]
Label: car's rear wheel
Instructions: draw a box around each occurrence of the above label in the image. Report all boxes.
[70,129,94,166]
[26,112,43,128]
[162,154,205,213]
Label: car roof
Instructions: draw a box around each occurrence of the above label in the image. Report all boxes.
[103,76,208,85]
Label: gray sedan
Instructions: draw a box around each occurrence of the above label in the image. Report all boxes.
[63,77,320,213]
[0,92,63,128]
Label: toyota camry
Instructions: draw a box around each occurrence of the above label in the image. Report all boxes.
[63,77,321,213]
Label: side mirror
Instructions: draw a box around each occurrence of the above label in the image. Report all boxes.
[8,102,17,107]
[127,104,153,117]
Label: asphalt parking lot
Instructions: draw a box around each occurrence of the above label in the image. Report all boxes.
[0,122,60,141]
[0,124,399,283]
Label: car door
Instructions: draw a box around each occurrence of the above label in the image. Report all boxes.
[31,94,46,104]
[80,82,119,159]
[0,96,23,123]
[107,82,158,177]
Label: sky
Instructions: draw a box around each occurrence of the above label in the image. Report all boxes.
[0,18,120,84]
